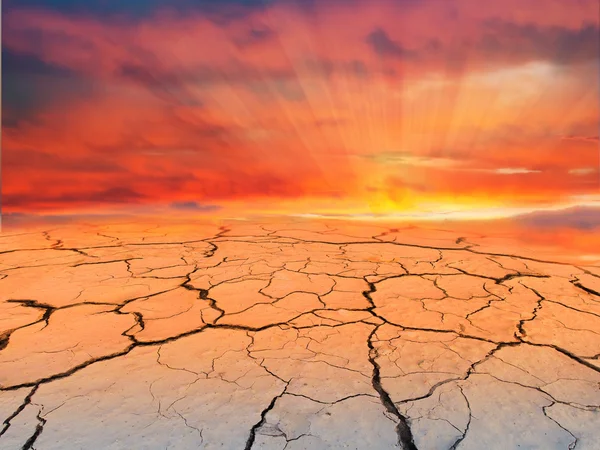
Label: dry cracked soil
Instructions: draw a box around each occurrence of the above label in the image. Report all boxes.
[0,218,599,450]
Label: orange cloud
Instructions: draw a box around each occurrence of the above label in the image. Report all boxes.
[3,0,598,215]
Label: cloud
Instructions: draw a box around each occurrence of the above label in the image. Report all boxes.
[3,149,124,173]
[2,0,271,21]
[1,0,598,214]
[2,48,73,77]
[516,206,600,230]
[4,187,147,209]
[493,168,542,175]
[364,152,462,169]
[79,187,147,203]
[365,28,416,60]
[2,48,96,122]
[569,168,598,176]
[4,2,597,95]
[561,135,600,143]
[1,212,132,229]
[116,63,203,106]
[234,25,276,48]
[362,154,544,176]
[479,19,600,66]
[170,201,221,212]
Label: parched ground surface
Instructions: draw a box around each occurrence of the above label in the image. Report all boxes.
[0,218,599,450]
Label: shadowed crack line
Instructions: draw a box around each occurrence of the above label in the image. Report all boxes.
[186,285,225,323]
[3,222,600,448]
[515,283,544,339]
[542,402,578,450]
[5,300,54,328]
[572,281,600,297]
[1,346,137,391]
[0,386,39,437]
[21,409,46,450]
[0,300,57,352]
[448,385,472,450]
[368,325,418,450]
[244,382,289,450]
[214,235,581,267]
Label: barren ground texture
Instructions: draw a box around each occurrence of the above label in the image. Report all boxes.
[0,219,599,450]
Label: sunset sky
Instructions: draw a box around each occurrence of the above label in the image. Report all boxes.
[2,0,599,218]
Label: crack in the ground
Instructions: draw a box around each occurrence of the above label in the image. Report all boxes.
[0,386,39,437]
[368,325,418,450]
[20,408,46,450]
[542,402,578,450]
[244,382,290,450]
[448,385,471,450]
[2,223,600,448]
[572,281,600,297]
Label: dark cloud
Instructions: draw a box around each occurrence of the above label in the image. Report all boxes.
[2,117,21,129]
[362,19,599,72]
[118,60,305,105]
[72,187,147,203]
[248,27,274,41]
[3,149,125,173]
[115,59,300,103]
[4,187,147,208]
[365,28,416,60]
[2,49,95,123]
[478,20,600,65]
[2,0,274,20]
[116,63,204,106]
[234,26,277,48]
[93,113,234,155]
[561,135,600,143]
[170,201,221,212]
[516,206,600,230]
[246,78,307,102]
[2,48,73,77]
[1,212,132,229]
[299,58,371,80]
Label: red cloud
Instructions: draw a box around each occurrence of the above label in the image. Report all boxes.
[3,0,599,214]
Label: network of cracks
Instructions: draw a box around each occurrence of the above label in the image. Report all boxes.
[0,220,599,449]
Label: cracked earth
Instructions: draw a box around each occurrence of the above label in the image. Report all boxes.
[1,218,599,449]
